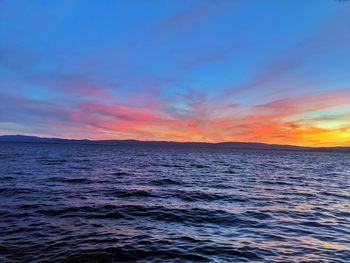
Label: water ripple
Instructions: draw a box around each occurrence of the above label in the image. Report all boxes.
[0,143,349,262]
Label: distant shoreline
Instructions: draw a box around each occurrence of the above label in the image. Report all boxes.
[1,135,349,153]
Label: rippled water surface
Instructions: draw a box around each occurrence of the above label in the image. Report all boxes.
[0,142,349,262]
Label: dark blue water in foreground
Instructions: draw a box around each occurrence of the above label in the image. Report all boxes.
[0,143,349,262]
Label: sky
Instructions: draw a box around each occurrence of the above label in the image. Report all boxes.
[0,0,349,146]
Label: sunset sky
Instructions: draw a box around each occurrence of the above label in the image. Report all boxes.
[0,0,349,146]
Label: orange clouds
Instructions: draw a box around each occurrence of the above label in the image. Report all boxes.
[63,89,349,146]
[1,86,349,146]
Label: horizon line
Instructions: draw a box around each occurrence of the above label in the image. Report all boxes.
[1,134,349,149]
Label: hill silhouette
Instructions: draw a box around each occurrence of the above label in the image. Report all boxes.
[1,135,349,153]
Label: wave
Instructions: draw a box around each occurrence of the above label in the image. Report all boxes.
[1,143,348,262]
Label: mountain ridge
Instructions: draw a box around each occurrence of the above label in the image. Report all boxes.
[0,134,349,152]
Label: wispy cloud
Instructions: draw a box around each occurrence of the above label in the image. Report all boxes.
[161,0,234,30]
[223,8,350,97]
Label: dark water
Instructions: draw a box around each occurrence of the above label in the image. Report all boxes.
[0,143,349,262]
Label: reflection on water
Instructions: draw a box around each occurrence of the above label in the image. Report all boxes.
[0,143,349,262]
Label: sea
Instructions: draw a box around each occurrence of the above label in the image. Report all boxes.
[0,142,349,262]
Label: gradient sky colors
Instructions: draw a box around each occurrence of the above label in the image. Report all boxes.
[0,0,349,146]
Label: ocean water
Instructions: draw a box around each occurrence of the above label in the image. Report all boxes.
[0,142,349,263]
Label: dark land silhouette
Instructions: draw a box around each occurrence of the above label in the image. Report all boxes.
[1,135,349,153]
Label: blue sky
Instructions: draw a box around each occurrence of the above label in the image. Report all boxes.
[0,0,349,145]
